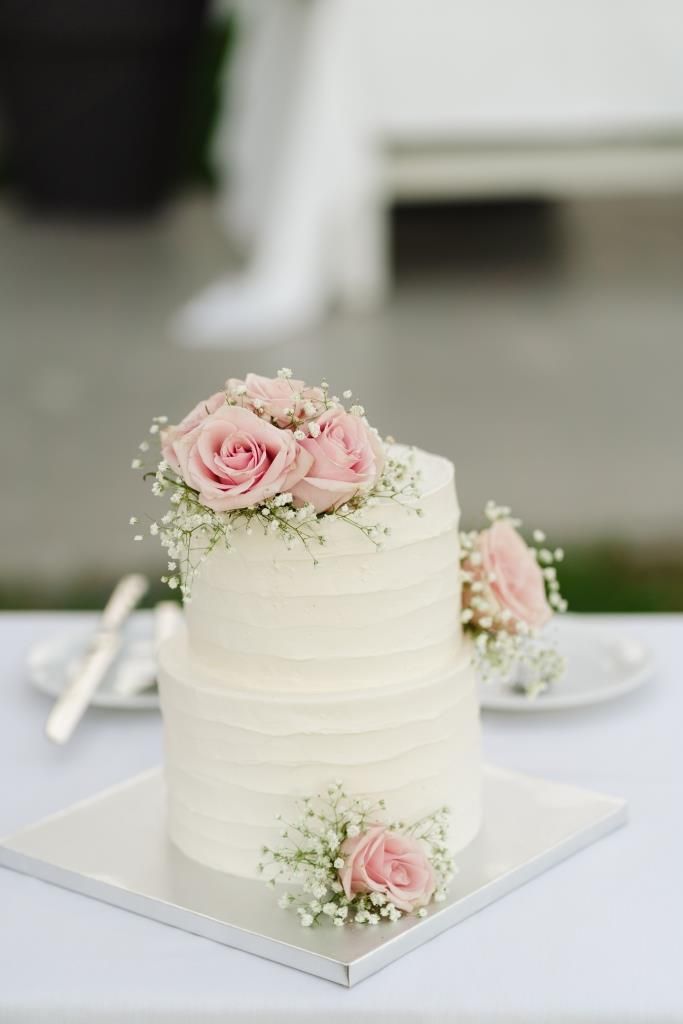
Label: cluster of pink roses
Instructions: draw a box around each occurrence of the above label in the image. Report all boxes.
[160,373,385,515]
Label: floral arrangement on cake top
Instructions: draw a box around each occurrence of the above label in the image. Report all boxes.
[131,370,421,599]
[460,501,568,694]
[259,782,454,927]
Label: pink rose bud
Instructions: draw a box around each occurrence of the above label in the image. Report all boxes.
[291,408,385,513]
[173,405,313,512]
[226,373,325,427]
[339,825,436,913]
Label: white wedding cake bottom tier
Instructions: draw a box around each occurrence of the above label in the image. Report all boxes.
[159,629,482,878]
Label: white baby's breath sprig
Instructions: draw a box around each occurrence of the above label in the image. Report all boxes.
[259,784,454,928]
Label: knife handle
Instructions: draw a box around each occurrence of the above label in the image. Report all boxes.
[100,574,149,633]
[154,601,183,649]
[45,632,122,745]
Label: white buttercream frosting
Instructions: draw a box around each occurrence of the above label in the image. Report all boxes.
[158,447,482,877]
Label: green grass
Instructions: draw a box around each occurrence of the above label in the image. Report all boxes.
[558,543,683,613]
[1,543,682,613]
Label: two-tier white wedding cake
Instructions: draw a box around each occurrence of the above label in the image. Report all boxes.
[158,447,482,878]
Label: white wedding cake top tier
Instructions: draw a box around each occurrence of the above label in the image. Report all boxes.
[183,447,463,691]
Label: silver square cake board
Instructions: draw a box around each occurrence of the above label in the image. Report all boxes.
[0,764,626,987]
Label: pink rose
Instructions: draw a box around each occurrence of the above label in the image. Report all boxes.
[161,391,226,474]
[472,520,552,630]
[291,408,385,513]
[173,405,312,512]
[226,373,325,428]
[339,826,436,913]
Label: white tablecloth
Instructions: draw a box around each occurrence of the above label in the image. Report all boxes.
[0,612,680,1024]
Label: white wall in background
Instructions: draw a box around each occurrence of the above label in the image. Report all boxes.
[360,0,683,137]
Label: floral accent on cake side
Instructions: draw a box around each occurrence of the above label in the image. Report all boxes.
[259,783,454,927]
[131,370,422,598]
[460,501,568,695]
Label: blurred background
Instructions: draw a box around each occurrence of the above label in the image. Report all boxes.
[1,0,682,612]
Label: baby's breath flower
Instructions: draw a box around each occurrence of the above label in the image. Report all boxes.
[262,782,453,928]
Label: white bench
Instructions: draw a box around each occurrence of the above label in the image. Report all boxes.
[175,0,683,345]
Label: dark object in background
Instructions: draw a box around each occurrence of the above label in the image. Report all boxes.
[391,199,562,279]
[0,0,207,215]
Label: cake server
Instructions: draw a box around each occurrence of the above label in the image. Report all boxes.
[112,600,183,697]
[45,573,149,744]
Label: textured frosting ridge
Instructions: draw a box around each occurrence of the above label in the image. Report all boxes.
[158,447,482,878]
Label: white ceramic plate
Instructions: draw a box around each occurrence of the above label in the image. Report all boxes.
[479,615,656,712]
[27,614,161,710]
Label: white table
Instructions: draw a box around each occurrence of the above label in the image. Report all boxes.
[1,612,681,1023]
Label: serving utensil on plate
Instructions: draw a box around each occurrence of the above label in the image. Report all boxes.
[112,601,183,697]
[44,573,149,744]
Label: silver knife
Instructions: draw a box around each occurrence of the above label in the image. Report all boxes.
[45,573,149,745]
